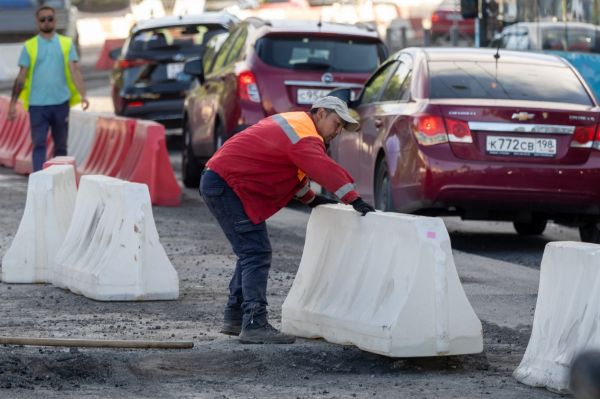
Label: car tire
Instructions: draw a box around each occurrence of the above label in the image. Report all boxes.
[374,158,393,212]
[182,122,202,188]
[579,222,600,243]
[513,218,547,236]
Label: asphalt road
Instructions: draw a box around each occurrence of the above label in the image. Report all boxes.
[0,51,579,398]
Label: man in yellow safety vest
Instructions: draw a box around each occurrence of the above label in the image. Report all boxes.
[8,5,89,171]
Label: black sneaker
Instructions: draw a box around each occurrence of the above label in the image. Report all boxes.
[239,323,296,344]
[220,319,242,336]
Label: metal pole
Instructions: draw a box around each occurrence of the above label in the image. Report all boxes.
[479,0,488,47]
[400,26,407,49]
[424,29,431,46]
[0,336,194,349]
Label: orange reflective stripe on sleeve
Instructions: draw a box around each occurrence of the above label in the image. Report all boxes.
[272,112,324,144]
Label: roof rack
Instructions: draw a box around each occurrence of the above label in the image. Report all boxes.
[354,22,376,32]
[244,16,271,27]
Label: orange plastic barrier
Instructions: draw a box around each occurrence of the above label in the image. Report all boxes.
[0,98,30,168]
[78,116,136,176]
[117,120,181,206]
[94,38,125,70]
[44,156,79,185]
[13,134,54,175]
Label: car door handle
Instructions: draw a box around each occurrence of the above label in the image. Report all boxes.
[374,119,383,128]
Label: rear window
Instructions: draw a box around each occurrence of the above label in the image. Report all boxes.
[255,36,382,73]
[127,24,227,57]
[542,27,600,53]
[428,60,593,105]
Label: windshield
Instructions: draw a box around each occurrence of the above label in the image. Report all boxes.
[428,60,593,105]
[126,24,228,57]
[255,35,382,73]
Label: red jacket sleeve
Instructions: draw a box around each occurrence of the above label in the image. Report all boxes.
[287,137,360,204]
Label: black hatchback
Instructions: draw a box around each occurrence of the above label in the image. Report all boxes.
[110,12,238,129]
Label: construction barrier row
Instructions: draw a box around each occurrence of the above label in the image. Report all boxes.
[0,96,55,174]
[513,241,600,394]
[0,96,182,206]
[2,165,179,301]
[68,110,104,166]
[281,205,483,357]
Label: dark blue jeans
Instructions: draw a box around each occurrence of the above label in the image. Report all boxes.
[200,169,272,329]
[29,101,69,172]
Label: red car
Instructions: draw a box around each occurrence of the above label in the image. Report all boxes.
[430,0,475,42]
[328,47,600,242]
[181,18,387,187]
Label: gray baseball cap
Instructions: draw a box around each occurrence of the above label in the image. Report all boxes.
[311,96,360,132]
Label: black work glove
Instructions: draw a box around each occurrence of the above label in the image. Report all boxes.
[350,197,375,216]
[308,194,338,208]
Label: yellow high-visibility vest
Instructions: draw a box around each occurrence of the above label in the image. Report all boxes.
[19,34,81,110]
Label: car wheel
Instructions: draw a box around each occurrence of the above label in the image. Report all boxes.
[579,221,600,243]
[513,217,547,236]
[182,122,202,188]
[374,158,393,212]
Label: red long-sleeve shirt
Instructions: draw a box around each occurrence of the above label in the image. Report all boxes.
[206,111,360,223]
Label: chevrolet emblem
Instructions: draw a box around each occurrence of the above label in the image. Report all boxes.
[511,112,535,121]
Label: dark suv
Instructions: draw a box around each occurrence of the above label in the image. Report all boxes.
[110,12,238,129]
[181,18,387,187]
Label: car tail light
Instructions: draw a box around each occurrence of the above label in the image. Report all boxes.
[237,71,261,103]
[445,118,473,143]
[571,125,595,148]
[413,115,448,146]
[128,101,144,108]
[118,59,149,69]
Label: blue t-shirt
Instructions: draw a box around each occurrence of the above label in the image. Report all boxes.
[18,34,79,106]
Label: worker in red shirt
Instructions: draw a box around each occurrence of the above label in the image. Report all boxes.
[200,96,375,344]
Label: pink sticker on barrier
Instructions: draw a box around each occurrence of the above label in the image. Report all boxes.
[427,231,436,239]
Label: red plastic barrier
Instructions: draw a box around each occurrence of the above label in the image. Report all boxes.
[13,134,54,175]
[78,116,136,176]
[0,99,30,168]
[117,120,181,206]
[94,38,125,70]
[0,96,8,145]
[43,156,79,185]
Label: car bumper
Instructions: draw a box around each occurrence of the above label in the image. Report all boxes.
[120,99,184,129]
[393,145,600,218]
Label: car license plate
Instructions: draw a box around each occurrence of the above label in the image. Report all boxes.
[297,88,331,105]
[167,62,184,79]
[486,136,557,157]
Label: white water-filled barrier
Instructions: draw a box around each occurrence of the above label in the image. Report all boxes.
[282,205,483,357]
[2,165,76,283]
[514,241,600,393]
[52,175,178,301]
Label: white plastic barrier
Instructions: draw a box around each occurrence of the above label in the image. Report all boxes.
[514,241,600,393]
[0,43,22,82]
[53,175,179,301]
[68,110,102,166]
[282,205,483,357]
[2,165,77,283]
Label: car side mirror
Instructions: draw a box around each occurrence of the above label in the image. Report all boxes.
[108,47,122,60]
[327,87,352,103]
[327,87,360,108]
[184,57,204,84]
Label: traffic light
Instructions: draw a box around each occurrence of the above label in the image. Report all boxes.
[461,0,478,19]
